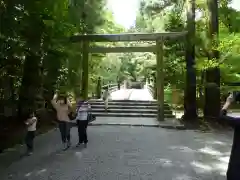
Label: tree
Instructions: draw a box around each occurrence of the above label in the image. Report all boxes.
[204,0,220,119]
[0,0,110,118]
[184,0,197,120]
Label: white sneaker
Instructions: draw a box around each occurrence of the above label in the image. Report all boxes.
[26,151,33,156]
[62,143,67,150]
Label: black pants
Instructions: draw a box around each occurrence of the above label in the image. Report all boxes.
[25,131,35,152]
[77,120,88,144]
[220,115,240,180]
[58,121,71,143]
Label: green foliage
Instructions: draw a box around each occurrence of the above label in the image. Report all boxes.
[133,0,240,105]
[2,0,240,118]
[0,0,123,117]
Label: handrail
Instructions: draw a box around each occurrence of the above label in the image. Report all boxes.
[147,84,156,99]
[100,84,123,99]
[95,78,120,98]
[102,83,118,88]
[101,84,122,92]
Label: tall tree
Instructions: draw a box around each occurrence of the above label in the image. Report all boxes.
[0,0,110,118]
[18,1,48,116]
[184,0,197,120]
[204,0,220,119]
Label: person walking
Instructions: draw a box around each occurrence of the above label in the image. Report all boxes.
[51,93,72,150]
[220,91,240,180]
[117,78,121,90]
[75,96,91,148]
[24,110,37,155]
[103,87,110,111]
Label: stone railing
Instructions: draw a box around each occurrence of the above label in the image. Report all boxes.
[102,83,119,93]
[146,84,157,99]
[95,81,122,99]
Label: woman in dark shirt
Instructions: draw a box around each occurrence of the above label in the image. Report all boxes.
[220,91,240,180]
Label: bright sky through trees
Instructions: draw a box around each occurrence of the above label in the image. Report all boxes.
[107,0,139,28]
[107,0,240,29]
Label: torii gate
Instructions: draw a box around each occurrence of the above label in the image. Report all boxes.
[70,32,187,121]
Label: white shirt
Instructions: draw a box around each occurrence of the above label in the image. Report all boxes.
[76,102,90,121]
[103,90,109,100]
[26,117,37,131]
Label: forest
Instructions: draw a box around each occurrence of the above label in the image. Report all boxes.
[1,0,240,150]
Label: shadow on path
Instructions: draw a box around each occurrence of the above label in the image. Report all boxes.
[0,126,232,180]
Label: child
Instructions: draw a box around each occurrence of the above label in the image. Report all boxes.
[24,111,37,155]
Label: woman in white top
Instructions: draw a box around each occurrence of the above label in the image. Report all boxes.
[51,93,72,150]
[75,95,91,147]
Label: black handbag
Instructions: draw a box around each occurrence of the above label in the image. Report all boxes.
[87,113,96,122]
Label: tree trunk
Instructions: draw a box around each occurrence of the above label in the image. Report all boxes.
[18,14,44,118]
[154,75,157,99]
[184,0,197,121]
[18,52,41,117]
[96,77,102,98]
[42,52,62,109]
[199,71,205,108]
[81,41,89,100]
[204,0,220,120]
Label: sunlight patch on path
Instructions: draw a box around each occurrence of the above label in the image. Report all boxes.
[0,127,231,180]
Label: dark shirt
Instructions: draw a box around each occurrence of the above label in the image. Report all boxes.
[227,126,240,180]
[226,91,240,180]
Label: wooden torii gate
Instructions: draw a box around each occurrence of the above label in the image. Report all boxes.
[70,32,187,121]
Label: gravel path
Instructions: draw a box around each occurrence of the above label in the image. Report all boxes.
[0,126,232,180]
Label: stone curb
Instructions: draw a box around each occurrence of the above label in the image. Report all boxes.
[88,123,186,130]
[89,123,159,127]
[159,124,186,130]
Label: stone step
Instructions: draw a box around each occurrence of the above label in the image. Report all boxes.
[91,104,171,111]
[90,101,170,107]
[90,108,173,114]
[90,105,171,109]
[90,99,158,104]
[90,99,155,102]
[91,112,175,118]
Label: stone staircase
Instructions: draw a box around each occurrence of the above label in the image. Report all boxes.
[89,99,175,118]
